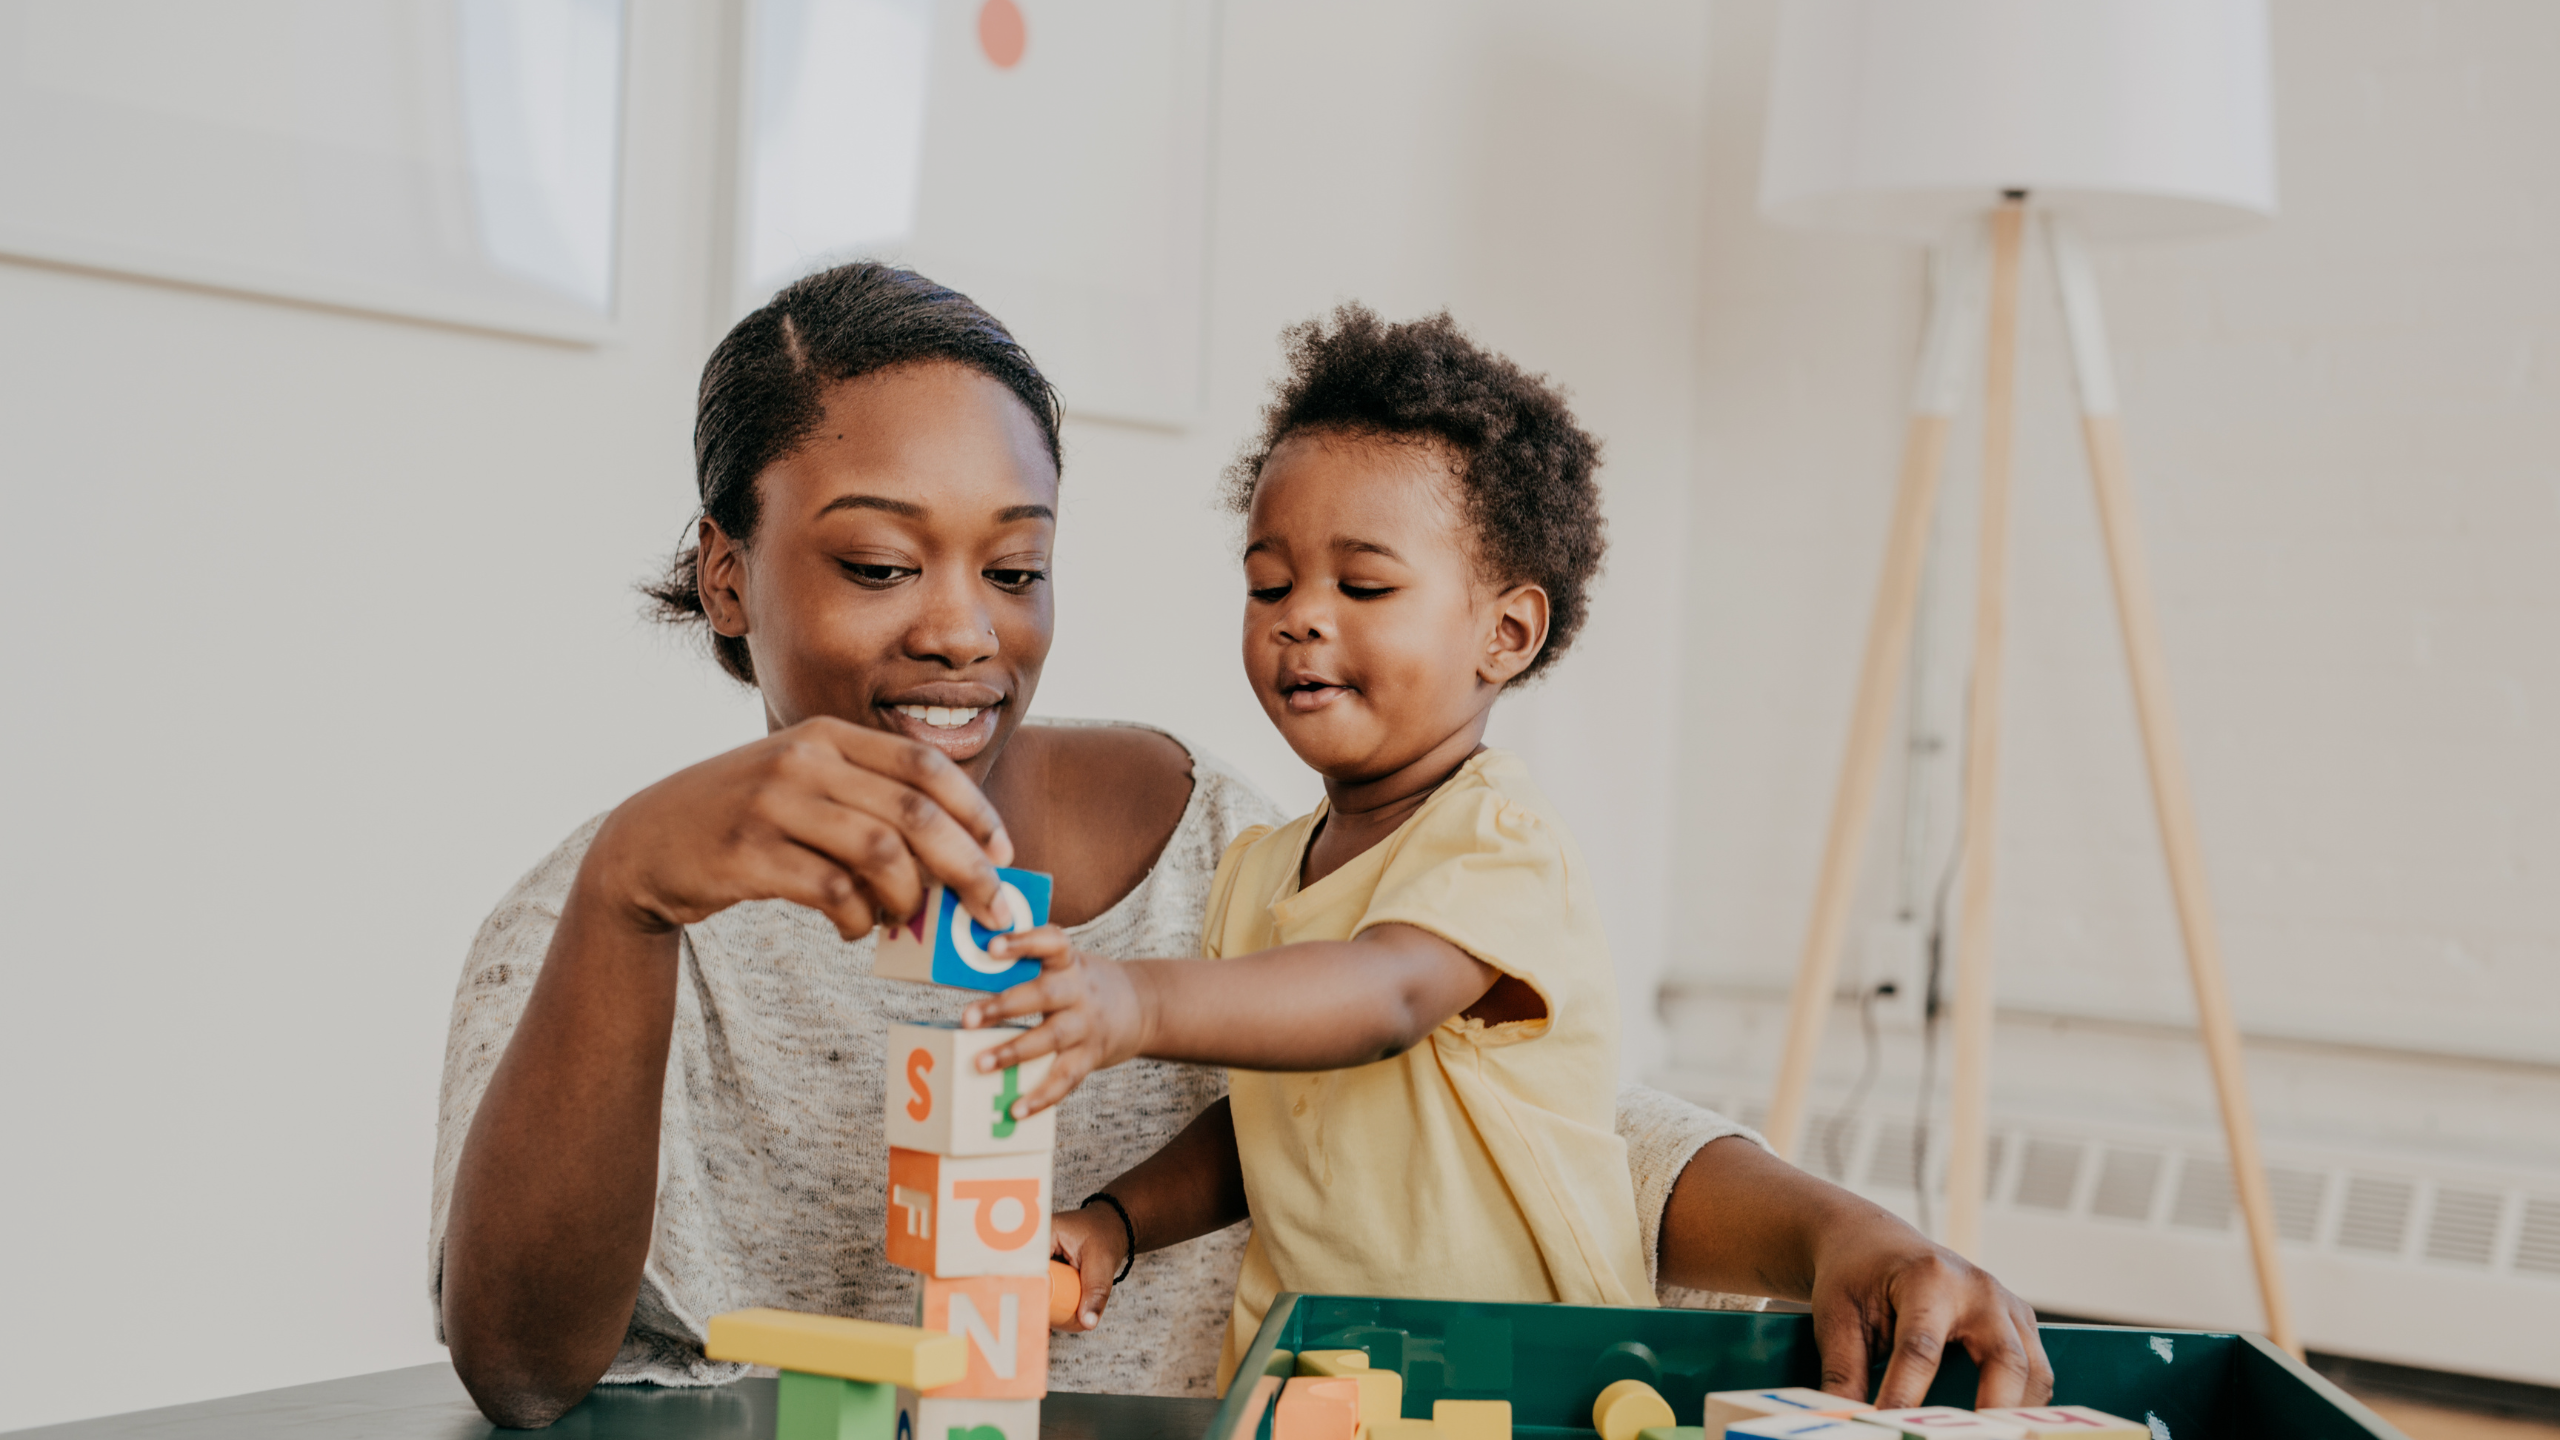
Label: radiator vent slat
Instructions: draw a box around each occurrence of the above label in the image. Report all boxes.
[2423,1188,2504,1268]
[2016,1137,2084,1212]
[2515,1197,2560,1277]
[2339,1174,2416,1256]
[2268,1167,2329,1243]
[2171,1158,2236,1232]
[1807,1112,1860,1182]
[2091,1148,2164,1223]
[1867,1120,1925,1191]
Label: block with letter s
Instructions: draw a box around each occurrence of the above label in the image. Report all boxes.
[884,1021,1055,1157]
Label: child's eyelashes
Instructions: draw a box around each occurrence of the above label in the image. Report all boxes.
[1338,583,1394,600]
[1247,584,1292,604]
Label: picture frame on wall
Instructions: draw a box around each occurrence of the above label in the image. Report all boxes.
[733,0,1217,428]
[0,0,628,344]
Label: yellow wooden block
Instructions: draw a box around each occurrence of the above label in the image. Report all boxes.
[704,1307,968,1389]
[1368,1421,1440,1440]
[1350,1368,1404,1427]
[1594,1380,1676,1440]
[1299,1349,1373,1376]
[1434,1397,1512,1440]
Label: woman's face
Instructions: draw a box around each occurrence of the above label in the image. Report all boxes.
[701,362,1060,782]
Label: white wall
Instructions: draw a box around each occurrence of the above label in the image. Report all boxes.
[0,1,1711,1427]
[1664,0,2560,1156]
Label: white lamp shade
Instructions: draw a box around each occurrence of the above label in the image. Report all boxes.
[1761,0,2277,241]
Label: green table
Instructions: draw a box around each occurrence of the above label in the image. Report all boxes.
[3,1367,1214,1439]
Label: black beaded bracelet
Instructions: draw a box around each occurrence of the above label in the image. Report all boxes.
[1082,1192,1138,1285]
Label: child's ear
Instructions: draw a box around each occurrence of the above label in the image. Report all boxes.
[1479,583,1550,686]
[697,518,752,639]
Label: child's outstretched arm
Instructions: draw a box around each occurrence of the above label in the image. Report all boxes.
[1047,1097,1248,1332]
[960,923,1511,1116]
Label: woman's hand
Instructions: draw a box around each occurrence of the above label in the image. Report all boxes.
[583,714,1016,941]
[1048,1203,1130,1332]
[1657,1135,2053,1411]
[958,926,1151,1116]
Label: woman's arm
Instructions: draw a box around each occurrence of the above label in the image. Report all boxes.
[960,924,1505,1113]
[1048,1097,1249,1331]
[1657,1135,2054,1411]
[440,718,1011,1427]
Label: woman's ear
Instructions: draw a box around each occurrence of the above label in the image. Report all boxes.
[1479,582,1551,686]
[697,518,751,639]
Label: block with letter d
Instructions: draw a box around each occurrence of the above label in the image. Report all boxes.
[920,1274,1049,1399]
[875,868,1053,993]
[884,1022,1055,1157]
[884,1147,1051,1277]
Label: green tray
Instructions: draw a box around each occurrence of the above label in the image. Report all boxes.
[1204,1294,2409,1439]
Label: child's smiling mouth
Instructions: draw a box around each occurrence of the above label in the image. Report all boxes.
[1280,673,1353,713]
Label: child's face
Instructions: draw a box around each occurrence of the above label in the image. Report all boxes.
[1241,431,1545,785]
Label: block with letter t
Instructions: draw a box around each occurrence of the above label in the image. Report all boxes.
[874,867,1053,992]
[884,1021,1056,1157]
[884,1147,1051,1278]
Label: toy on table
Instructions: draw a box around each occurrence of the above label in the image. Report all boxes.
[1721,1417,1897,1438]
[708,870,1057,1440]
[1595,1379,1678,1440]
[1865,1409,2030,1438]
[1705,1387,1876,1435]
[1978,1409,2146,1439]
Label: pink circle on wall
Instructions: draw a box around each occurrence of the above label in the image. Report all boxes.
[977,0,1026,69]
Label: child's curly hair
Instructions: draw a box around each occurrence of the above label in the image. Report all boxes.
[1223,304,1606,683]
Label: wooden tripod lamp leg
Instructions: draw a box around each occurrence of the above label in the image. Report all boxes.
[2046,216,2301,1356]
[1940,196,2028,1259]
[1767,229,1989,1161]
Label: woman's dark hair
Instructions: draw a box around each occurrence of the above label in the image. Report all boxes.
[1223,304,1606,683]
[645,262,1062,685]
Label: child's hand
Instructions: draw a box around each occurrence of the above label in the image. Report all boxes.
[959,925,1150,1117]
[1047,1203,1131,1332]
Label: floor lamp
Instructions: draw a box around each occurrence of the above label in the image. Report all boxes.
[1751,0,2303,1356]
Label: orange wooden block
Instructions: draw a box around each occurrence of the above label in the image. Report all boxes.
[1273,1375,1362,1440]
[921,1273,1049,1399]
[1047,1259,1080,1329]
[884,1146,1051,1278]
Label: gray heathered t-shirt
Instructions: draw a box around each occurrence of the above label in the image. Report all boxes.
[430,722,1759,1398]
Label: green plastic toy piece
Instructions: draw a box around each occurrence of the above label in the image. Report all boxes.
[775,1370,897,1440]
[1638,1430,1708,1440]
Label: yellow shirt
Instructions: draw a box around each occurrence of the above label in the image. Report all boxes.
[1208,749,1652,1390]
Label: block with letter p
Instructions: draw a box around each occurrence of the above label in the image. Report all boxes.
[885,1147,1051,1277]
[884,1021,1055,1157]
[920,1274,1049,1399]
[874,867,1053,993]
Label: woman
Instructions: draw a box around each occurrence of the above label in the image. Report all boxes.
[433,263,2051,1428]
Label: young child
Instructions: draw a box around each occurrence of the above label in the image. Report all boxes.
[961,304,1647,1384]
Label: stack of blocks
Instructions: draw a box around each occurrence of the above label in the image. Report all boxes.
[708,869,1062,1440]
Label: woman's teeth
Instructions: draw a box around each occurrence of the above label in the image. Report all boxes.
[895,705,984,729]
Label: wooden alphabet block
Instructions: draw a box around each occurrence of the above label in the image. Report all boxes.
[912,1395,1039,1440]
[1368,1422,1441,1440]
[1725,1418,1900,1439]
[1294,1349,1370,1376]
[875,868,1053,993]
[1595,1380,1676,1440]
[919,1274,1049,1399]
[1638,1428,1710,1440]
[1865,1410,2029,1438]
[1434,1397,1514,1440]
[1046,1259,1080,1329]
[1706,1388,1874,1435]
[703,1308,966,1389]
[884,1147,1051,1277]
[1978,1408,2146,1438]
[1273,1376,1362,1440]
[884,1021,1056,1157]
[774,1372,897,1440]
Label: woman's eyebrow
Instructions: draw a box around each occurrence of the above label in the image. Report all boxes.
[816,493,921,519]
[995,503,1055,523]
